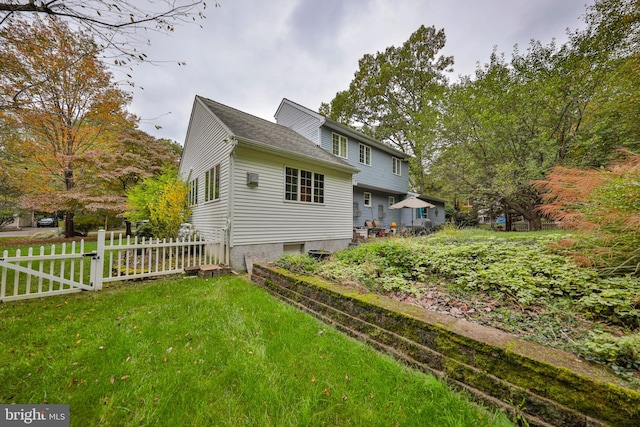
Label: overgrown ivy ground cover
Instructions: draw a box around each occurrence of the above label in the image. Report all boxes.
[277,229,640,390]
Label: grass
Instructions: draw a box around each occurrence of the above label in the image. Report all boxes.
[0,276,512,426]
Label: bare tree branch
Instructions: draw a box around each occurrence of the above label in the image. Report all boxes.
[0,1,210,61]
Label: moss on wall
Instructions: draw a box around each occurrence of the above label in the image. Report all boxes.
[252,263,640,427]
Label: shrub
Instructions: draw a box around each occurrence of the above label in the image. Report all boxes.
[74,211,123,234]
[536,150,640,275]
[581,332,640,374]
[311,232,640,328]
[275,253,318,274]
[126,168,191,239]
[578,277,640,328]
[135,222,154,239]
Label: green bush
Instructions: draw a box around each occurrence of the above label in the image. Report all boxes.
[74,211,123,234]
[312,232,640,328]
[275,253,318,274]
[581,332,640,373]
[578,277,640,328]
[135,222,154,239]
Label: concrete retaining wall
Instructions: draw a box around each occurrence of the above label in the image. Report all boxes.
[251,263,640,427]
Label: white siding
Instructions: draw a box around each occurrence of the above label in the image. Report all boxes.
[274,102,322,145]
[179,100,233,236]
[231,146,353,246]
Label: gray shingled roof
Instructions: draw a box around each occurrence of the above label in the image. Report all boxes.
[198,96,356,171]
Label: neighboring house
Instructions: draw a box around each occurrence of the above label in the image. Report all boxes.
[275,99,446,229]
[2,212,33,230]
[179,96,360,271]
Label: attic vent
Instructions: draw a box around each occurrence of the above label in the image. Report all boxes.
[246,172,259,187]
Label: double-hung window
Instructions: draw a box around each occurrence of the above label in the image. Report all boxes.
[364,192,371,207]
[332,133,347,158]
[205,164,220,202]
[359,143,371,166]
[285,167,324,203]
[392,157,402,176]
[189,178,199,206]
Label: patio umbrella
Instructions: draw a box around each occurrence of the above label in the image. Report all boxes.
[389,196,435,209]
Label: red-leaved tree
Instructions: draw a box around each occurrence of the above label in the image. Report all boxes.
[536,150,640,274]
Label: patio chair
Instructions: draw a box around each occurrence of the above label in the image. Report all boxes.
[411,218,432,236]
[365,220,384,237]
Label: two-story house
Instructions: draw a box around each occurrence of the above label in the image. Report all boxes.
[180,96,445,271]
[275,99,414,230]
[179,96,360,271]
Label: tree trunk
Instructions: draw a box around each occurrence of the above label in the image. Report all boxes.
[529,215,542,231]
[505,199,543,231]
[64,211,74,238]
[503,203,513,232]
[64,167,75,238]
[125,220,132,237]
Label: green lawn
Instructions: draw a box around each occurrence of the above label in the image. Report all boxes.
[0,276,512,426]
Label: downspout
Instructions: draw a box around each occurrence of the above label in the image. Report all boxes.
[227,137,238,257]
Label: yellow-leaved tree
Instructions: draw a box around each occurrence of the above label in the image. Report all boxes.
[126,168,191,240]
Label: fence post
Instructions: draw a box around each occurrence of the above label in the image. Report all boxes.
[91,230,106,291]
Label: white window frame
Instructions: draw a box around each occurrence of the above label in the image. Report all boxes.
[205,164,220,202]
[332,133,348,158]
[285,166,324,204]
[364,192,372,207]
[388,196,395,206]
[359,143,371,166]
[189,178,198,206]
[392,157,402,176]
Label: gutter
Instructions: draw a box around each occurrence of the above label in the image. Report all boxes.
[322,118,410,160]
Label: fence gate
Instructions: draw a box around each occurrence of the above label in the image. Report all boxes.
[0,240,100,302]
[0,229,228,303]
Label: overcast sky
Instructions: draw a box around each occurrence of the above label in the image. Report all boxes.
[124,0,593,143]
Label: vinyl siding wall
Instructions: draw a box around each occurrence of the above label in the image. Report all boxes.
[274,102,322,145]
[231,146,353,246]
[423,200,446,227]
[179,100,233,235]
[319,127,409,193]
[353,188,406,229]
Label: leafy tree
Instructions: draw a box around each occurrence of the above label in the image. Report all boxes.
[126,168,191,240]
[433,41,596,230]
[0,17,131,237]
[567,0,640,166]
[536,150,640,275]
[319,25,453,192]
[0,127,26,228]
[0,178,20,228]
[432,0,639,229]
[0,0,207,65]
[78,127,181,235]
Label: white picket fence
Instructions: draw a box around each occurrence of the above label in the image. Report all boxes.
[0,229,228,302]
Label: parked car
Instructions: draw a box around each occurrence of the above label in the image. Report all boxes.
[37,217,58,227]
